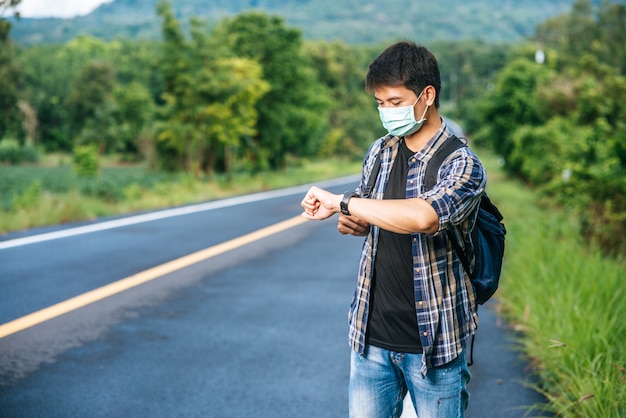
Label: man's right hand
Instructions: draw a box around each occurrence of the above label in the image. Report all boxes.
[337,214,370,236]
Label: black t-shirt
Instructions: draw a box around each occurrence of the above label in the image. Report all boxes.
[367,140,423,353]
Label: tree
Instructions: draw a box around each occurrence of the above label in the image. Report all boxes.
[475,57,550,167]
[478,44,626,255]
[214,12,330,169]
[536,0,626,75]
[304,40,380,158]
[155,1,269,175]
[112,81,154,158]
[596,1,626,74]
[65,61,117,152]
[0,0,23,141]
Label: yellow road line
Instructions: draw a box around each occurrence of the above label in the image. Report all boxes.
[0,215,308,340]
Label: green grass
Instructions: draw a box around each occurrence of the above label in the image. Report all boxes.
[0,157,362,234]
[479,150,626,418]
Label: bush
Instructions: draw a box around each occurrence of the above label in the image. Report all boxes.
[477,53,626,256]
[0,139,41,164]
[11,180,43,211]
[79,178,123,202]
[72,145,100,177]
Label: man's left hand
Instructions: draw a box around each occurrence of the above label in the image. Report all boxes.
[300,186,340,220]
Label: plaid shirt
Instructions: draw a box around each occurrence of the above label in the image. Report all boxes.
[348,121,485,376]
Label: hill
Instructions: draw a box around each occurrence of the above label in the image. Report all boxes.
[9,0,576,46]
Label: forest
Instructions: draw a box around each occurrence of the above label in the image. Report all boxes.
[1,0,625,415]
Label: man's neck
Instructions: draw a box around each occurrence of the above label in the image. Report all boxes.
[404,111,442,152]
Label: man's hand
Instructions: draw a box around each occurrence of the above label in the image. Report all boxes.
[337,214,370,236]
[300,186,341,220]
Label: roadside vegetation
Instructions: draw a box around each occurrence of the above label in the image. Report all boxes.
[0,155,361,234]
[483,152,625,417]
[0,0,624,416]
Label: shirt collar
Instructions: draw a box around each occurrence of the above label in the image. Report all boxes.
[381,117,452,157]
[414,118,451,161]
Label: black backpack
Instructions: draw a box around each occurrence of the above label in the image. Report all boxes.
[424,136,506,306]
[363,135,506,305]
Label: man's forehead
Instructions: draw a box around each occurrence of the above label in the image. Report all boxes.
[374,85,414,100]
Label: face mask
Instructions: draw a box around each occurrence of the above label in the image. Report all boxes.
[378,91,429,137]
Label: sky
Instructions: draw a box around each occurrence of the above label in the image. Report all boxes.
[15,0,112,18]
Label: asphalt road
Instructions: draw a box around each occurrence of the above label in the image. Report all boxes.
[0,176,546,417]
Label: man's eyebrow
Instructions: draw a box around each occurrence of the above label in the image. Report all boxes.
[375,95,402,102]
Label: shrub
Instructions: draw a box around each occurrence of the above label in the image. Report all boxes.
[12,180,43,211]
[72,145,100,178]
[0,139,40,164]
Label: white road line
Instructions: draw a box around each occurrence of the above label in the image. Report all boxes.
[0,174,359,250]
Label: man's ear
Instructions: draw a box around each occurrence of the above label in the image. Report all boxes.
[423,85,437,107]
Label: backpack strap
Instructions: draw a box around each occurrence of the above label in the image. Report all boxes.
[362,153,381,198]
[425,135,480,366]
[424,135,473,274]
[424,135,465,189]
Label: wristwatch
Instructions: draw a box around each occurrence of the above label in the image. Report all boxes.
[340,192,358,216]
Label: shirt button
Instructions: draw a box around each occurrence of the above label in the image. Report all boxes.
[418,301,423,306]
[415,268,420,273]
[411,158,417,163]
[409,180,414,184]
[423,332,428,337]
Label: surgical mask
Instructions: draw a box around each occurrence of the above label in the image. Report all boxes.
[378,91,429,137]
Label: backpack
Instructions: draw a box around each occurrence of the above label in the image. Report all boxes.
[363,135,506,306]
[424,135,506,306]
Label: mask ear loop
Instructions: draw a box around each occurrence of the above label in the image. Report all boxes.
[418,104,430,121]
[415,90,429,122]
[412,90,424,107]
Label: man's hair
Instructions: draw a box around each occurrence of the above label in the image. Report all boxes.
[366,41,441,108]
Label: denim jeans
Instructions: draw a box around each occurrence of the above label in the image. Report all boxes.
[349,345,470,418]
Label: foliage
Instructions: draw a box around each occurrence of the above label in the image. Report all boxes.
[304,40,382,158]
[537,0,626,74]
[0,138,39,164]
[486,153,626,417]
[72,145,100,178]
[112,81,155,158]
[213,11,331,169]
[0,156,361,233]
[0,0,23,142]
[474,57,550,164]
[155,2,271,175]
[65,61,117,147]
[11,178,41,210]
[5,3,517,174]
[0,0,21,16]
[429,40,513,133]
[475,1,626,255]
[16,37,160,154]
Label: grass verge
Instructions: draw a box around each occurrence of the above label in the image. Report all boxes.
[480,150,626,418]
[0,157,362,235]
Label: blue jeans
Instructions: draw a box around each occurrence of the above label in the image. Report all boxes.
[349,345,470,418]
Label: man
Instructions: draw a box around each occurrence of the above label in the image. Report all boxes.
[300,41,486,417]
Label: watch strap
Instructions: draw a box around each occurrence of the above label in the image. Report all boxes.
[340,192,358,216]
